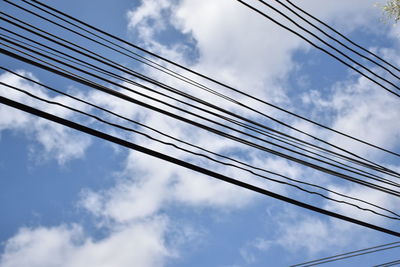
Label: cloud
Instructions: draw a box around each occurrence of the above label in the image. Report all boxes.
[0,218,171,267]
[0,71,92,164]
[2,0,399,266]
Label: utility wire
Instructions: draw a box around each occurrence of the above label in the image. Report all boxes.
[2,14,399,183]
[12,0,400,159]
[1,95,399,238]
[255,0,400,90]
[274,0,400,81]
[290,241,400,267]
[235,0,400,97]
[2,7,394,177]
[3,79,399,220]
[374,259,400,267]
[285,0,400,74]
[3,45,400,197]
[3,66,399,221]
[2,26,398,183]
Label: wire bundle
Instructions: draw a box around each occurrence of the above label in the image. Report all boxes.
[0,0,399,238]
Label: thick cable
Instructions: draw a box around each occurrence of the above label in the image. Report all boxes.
[2,28,397,183]
[3,80,399,220]
[1,95,400,238]
[1,16,398,182]
[3,42,400,195]
[3,66,399,220]
[24,0,400,158]
[2,47,399,197]
[5,0,400,165]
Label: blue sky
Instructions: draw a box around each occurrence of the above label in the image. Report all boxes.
[0,0,400,266]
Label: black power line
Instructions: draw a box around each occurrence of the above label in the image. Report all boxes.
[290,241,400,266]
[3,46,399,198]
[3,66,399,220]
[2,23,398,182]
[235,0,400,97]
[374,259,400,267]
[274,0,400,81]
[1,95,399,238]
[2,6,396,177]
[285,0,400,74]
[17,0,400,158]
[3,78,399,220]
[255,0,400,90]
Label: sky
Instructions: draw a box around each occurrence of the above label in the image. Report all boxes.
[0,0,400,267]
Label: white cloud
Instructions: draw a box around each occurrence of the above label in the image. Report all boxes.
[0,71,91,164]
[0,218,171,267]
[2,0,399,266]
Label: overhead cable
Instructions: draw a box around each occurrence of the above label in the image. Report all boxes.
[1,95,399,238]
[3,66,399,221]
[11,0,400,158]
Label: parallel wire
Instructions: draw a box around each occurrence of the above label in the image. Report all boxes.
[7,0,400,165]
[0,42,400,196]
[3,66,400,220]
[274,0,400,81]
[255,0,400,90]
[2,13,399,183]
[290,243,400,266]
[1,95,400,238]
[23,0,400,158]
[290,241,400,267]
[235,0,400,98]
[285,0,400,74]
[2,46,400,198]
[2,7,392,176]
[3,80,399,220]
[2,27,399,184]
[374,259,400,267]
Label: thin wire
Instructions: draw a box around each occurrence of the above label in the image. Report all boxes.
[3,80,399,220]
[2,27,398,183]
[3,66,399,220]
[274,0,400,81]
[3,43,400,197]
[2,46,400,198]
[2,10,395,177]
[374,259,400,267]
[256,0,400,91]
[1,95,400,238]
[2,14,399,183]
[24,0,400,158]
[8,0,400,162]
[290,241,400,267]
[235,0,400,97]
[285,0,400,74]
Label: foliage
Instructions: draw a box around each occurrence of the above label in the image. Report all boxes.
[382,0,400,23]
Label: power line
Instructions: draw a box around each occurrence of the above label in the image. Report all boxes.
[2,25,398,183]
[285,0,400,75]
[374,259,400,267]
[3,66,399,221]
[290,241,400,266]
[3,46,400,198]
[1,95,399,238]
[18,0,400,158]
[274,0,400,81]
[2,6,396,177]
[3,78,399,220]
[256,0,400,90]
[235,0,400,97]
